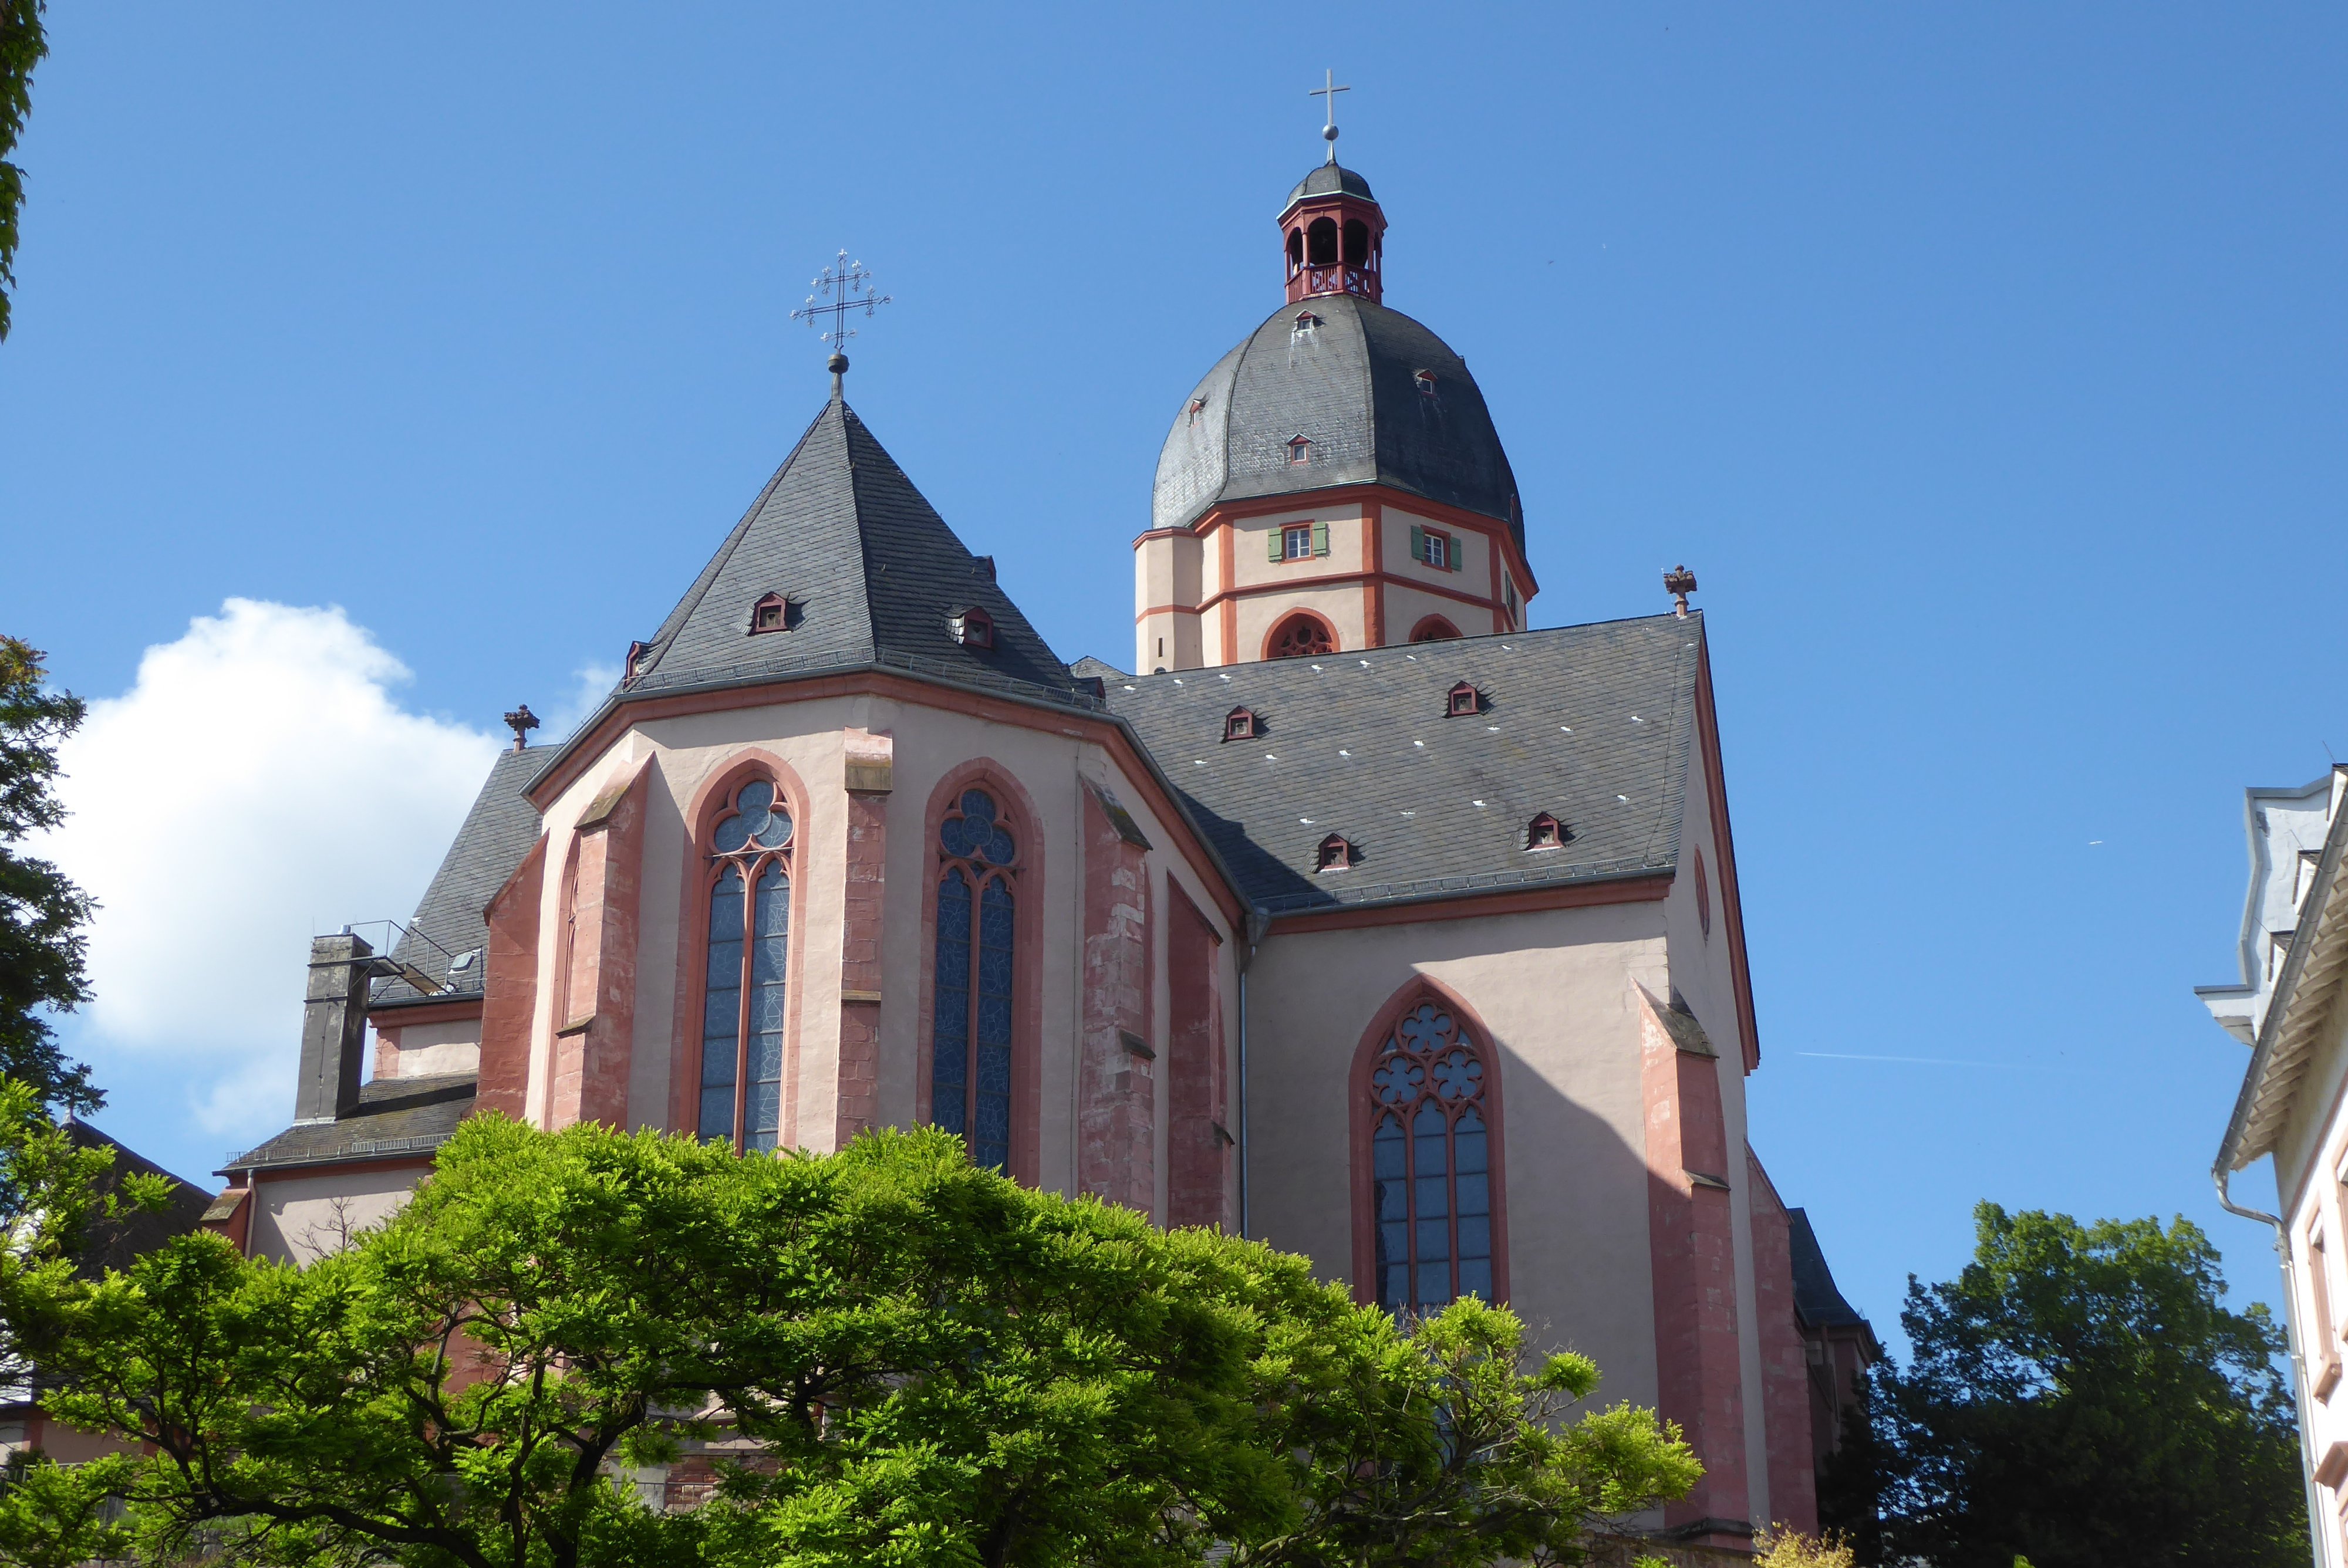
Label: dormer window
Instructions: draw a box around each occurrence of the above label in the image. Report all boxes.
[1223,706,1259,742]
[1446,681,1480,718]
[1188,396,1207,425]
[1415,369,1438,396]
[1287,435,1313,465]
[1526,813,1564,851]
[1315,832,1356,873]
[1293,311,1322,334]
[950,607,996,650]
[748,593,798,636]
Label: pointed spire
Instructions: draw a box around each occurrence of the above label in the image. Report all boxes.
[622,397,1081,710]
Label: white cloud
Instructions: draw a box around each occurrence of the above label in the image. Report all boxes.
[44,600,501,1140]
[542,661,621,743]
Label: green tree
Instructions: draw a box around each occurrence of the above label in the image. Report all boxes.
[0,0,45,340]
[1868,1202,2303,1568]
[0,1118,1698,1568]
[0,637,99,1118]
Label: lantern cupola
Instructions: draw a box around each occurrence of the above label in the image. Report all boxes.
[1280,163,1386,305]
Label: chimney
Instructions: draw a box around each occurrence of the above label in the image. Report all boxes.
[295,932,373,1124]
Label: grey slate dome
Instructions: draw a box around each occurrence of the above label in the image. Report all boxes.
[1284,162,1377,209]
[1152,293,1525,553]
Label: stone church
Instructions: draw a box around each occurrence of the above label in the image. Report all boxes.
[206,141,1874,1552]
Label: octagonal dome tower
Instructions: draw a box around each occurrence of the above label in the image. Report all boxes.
[1136,162,1536,673]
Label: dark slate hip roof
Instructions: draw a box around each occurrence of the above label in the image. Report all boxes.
[1787,1207,1874,1335]
[221,1072,478,1177]
[1152,294,1525,555]
[620,394,1085,709]
[1283,161,1378,209]
[1106,615,1702,915]
[375,745,550,1006]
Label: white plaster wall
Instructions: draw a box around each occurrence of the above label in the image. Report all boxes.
[1244,900,1668,1411]
[1382,580,1491,642]
[248,1165,431,1266]
[2278,996,2348,1568]
[376,1019,480,1079]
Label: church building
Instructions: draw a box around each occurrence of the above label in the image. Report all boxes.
[207,134,1870,1555]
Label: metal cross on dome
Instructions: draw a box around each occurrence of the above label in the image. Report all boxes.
[1310,69,1351,164]
[791,250,891,352]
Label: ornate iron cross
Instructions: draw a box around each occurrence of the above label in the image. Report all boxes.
[791,251,891,352]
[1310,69,1351,163]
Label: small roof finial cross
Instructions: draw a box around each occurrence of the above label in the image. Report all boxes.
[502,702,540,752]
[1310,69,1350,165]
[1664,565,1699,619]
[791,250,892,396]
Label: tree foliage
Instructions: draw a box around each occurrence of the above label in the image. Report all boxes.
[0,0,45,340]
[1861,1202,2303,1568]
[0,1118,1698,1568]
[0,636,98,1118]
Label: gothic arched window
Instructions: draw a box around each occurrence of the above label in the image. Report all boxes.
[1368,997,1499,1313]
[1268,612,1336,660]
[699,778,792,1151]
[932,788,1020,1172]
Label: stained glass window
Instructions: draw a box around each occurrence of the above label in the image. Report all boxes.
[1369,999,1497,1314]
[932,786,1018,1172]
[699,778,792,1151]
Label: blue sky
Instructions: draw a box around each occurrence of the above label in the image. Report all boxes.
[5,4,2344,1356]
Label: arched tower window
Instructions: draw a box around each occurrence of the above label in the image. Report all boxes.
[1306,216,1338,265]
[1267,612,1336,660]
[699,778,793,1151]
[1286,228,1304,272]
[931,788,1021,1172]
[1342,219,1370,265]
[1409,615,1462,643]
[1366,996,1500,1313]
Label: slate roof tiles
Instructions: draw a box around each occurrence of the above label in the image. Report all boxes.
[1106,614,1703,914]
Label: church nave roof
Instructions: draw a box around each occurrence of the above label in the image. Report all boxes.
[1106,614,1703,914]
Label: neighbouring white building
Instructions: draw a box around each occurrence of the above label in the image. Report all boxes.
[2207,765,2348,1564]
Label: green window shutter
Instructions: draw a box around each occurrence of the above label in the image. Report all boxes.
[1312,521,1330,556]
[1409,523,1425,563]
[1268,528,1284,564]
[1450,535,1464,572]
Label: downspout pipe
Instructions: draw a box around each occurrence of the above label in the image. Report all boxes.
[2216,1164,2324,1565]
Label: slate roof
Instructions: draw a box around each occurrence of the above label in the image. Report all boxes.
[1152,293,1526,553]
[375,746,551,1006]
[1787,1208,1873,1334]
[221,1073,478,1177]
[1106,615,1703,914]
[1283,161,1378,209]
[63,1120,214,1275]
[618,393,1087,710]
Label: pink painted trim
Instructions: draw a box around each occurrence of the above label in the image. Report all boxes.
[1747,1147,1819,1536]
[1694,645,1762,1073]
[667,751,813,1143]
[1165,880,1230,1229]
[476,833,548,1122]
[521,670,1247,930]
[914,760,1047,1186]
[1638,986,1752,1540]
[1345,975,1512,1307]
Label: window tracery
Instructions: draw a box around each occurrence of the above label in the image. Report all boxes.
[1368,998,1497,1313]
[932,787,1020,1172]
[1269,612,1335,659]
[699,778,792,1151]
